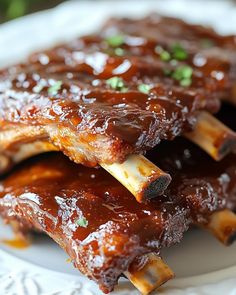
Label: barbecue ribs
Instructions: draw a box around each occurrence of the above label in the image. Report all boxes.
[1,14,236,294]
[2,14,236,172]
[1,113,236,292]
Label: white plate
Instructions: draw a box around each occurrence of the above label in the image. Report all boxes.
[1,1,236,294]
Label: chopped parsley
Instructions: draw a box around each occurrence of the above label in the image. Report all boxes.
[138,84,152,94]
[156,43,192,87]
[106,76,128,92]
[155,46,171,62]
[48,81,62,96]
[76,217,88,228]
[179,78,192,87]
[156,43,188,62]
[172,65,193,87]
[171,43,188,61]
[114,47,125,56]
[160,50,171,62]
[106,35,125,47]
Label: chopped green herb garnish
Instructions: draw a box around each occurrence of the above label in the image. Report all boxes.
[106,35,125,47]
[160,50,171,62]
[155,46,171,62]
[106,76,128,91]
[156,43,188,62]
[156,43,191,86]
[200,38,215,49]
[48,81,62,96]
[164,65,193,87]
[171,43,188,61]
[76,217,88,228]
[138,84,152,94]
[172,65,192,81]
[114,47,125,56]
[180,78,192,87]
[172,65,193,87]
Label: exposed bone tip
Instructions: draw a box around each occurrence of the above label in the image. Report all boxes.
[141,173,172,202]
[207,209,236,245]
[102,155,171,203]
[0,154,11,174]
[185,111,236,161]
[125,254,174,295]
[217,135,236,161]
[226,230,236,246]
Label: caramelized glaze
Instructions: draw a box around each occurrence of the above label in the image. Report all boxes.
[1,14,236,166]
[0,14,236,292]
[0,105,236,292]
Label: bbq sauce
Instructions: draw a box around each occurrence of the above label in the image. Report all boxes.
[1,237,30,249]
[0,14,236,292]
[1,15,235,166]
[0,126,236,292]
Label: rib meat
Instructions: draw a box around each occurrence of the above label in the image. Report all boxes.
[102,14,236,95]
[0,153,189,293]
[0,106,236,292]
[2,14,236,170]
[0,14,236,293]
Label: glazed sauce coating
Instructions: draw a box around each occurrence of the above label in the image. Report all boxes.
[1,14,235,165]
[0,153,188,293]
[0,106,236,292]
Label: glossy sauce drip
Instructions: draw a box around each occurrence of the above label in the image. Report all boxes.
[1,236,30,249]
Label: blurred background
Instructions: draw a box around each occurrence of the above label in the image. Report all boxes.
[0,0,66,22]
[1,0,236,23]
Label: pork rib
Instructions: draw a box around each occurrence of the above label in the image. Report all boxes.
[3,13,236,170]
[1,132,236,292]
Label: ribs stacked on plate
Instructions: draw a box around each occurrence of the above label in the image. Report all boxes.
[0,14,236,294]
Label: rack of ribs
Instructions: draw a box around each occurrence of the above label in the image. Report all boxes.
[0,104,236,294]
[1,15,236,202]
[1,14,236,295]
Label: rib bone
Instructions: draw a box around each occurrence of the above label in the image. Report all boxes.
[0,125,171,202]
[125,254,174,295]
[207,209,236,245]
[1,112,236,200]
[185,111,236,161]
